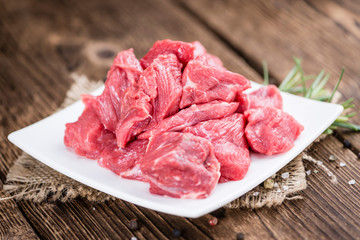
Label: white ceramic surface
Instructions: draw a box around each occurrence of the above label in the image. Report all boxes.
[8,82,343,218]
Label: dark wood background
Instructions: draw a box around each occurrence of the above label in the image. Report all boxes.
[1,0,360,239]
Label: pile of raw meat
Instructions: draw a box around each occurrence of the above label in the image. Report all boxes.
[64,40,304,199]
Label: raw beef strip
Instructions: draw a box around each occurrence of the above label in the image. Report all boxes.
[138,54,182,125]
[98,139,148,176]
[64,95,116,159]
[184,114,250,182]
[140,39,195,69]
[92,49,143,131]
[91,49,152,147]
[120,162,146,182]
[235,92,250,113]
[113,48,143,85]
[138,101,239,140]
[91,69,121,131]
[115,87,152,148]
[195,54,224,69]
[249,85,283,110]
[192,41,224,68]
[180,59,251,108]
[244,107,304,155]
[192,41,206,57]
[140,132,220,199]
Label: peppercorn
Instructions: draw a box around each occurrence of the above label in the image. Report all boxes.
[343,139,351,148]
[172,228,181,238]
[128,219,138,230]
[208,217,218,226]
[236,232,245,240]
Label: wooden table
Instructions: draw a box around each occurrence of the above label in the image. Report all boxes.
[1,0,360,239]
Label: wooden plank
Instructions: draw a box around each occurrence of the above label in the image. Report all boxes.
[179,0,360,151]
[0,2,42,235]
[304,0,360,156]
[18,200,126,240]
[256,135,360,240]
[0,186,40,239]
[188,209,275,240]
[306,0,360,39]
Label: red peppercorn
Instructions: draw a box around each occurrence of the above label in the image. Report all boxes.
[209,217,218,226]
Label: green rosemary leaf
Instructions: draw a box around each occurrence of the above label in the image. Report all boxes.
[332,122,360,131]
[279,66,297,91]
[344,104,356,110]
[341,98,353,107]
[314,95,331,101]
[305,87,313,98]
[305,69,325,98]
[328,67,345,102]
[293,57,306,96]
[312,73,330,98]
[335,116,349,122]
[286,87,304,94]
[323,128,333,134]
[345,112,357,118]
[263,61,269,85]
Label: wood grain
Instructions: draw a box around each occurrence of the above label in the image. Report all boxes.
[179,0,360,151]
[0,187,39,240]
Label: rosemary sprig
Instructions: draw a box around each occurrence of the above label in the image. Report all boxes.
[263,61,269,86]
[328,67,344,103]
[263,58,359,133]
[293,57,306,96]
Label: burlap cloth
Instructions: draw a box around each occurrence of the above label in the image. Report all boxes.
[2,74,310,209]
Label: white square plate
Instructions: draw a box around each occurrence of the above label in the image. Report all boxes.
[8,82,343,218]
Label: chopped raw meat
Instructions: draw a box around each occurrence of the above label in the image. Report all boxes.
[64,95,116,159]
[179,59,251,108]
[92,49,143,131]
[184,114,250,182]
[115,87,152,148]
[192,41,224,68]
[140,40,195,69]
[138,101,239,140]
[244,107,304,155]
[113,48,143,85]
[64,40,304,200]
[140,132,220,199]
[192,41,206,57]
[91,68,122,131]
[138,54,182,125]
[98,139,148,175]
[235,92,250,113]
[120,162,146,181]
[203,54,224,68]
[90,49,152,148]
[249,85,283,110]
